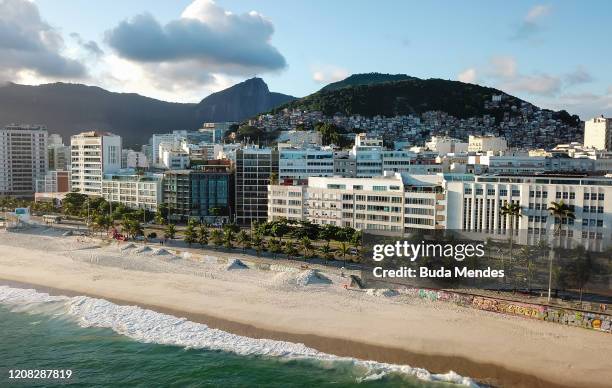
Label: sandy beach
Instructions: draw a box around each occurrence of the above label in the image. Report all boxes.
[0,227,610,388]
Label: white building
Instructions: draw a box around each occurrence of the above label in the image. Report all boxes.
[278,145,334,185]
[269,172,445,232]
[584,115,612,151]
[468,135,508,153]
[101,172,163,211]
[70,131,122,195]
[0,124,48,197]
[426,136,469,155]
[151,133,181,166]
[121,149,149,169]
[159,143,190,170]
[269,173,611,251]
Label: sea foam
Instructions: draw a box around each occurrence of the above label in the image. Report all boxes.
[0,285,477,386]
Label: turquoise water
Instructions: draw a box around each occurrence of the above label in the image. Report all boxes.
[0,306,442,387]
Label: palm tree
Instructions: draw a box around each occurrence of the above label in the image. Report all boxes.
[337,242,351,267]
[211,229,223,248]
[319,243,333,262]
[251,233,265,256]
[284,241,298,259]
[223,229,235,249]
[546,200,576,302]
[164,223,177,240]
[300,237,313,259]
[268,239,282,258]
[197,225,210,247]
[183,223,197,247]
[236,230,250,252]
[500,202,522,258]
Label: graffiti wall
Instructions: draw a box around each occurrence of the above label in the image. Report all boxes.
[405,288,611,333]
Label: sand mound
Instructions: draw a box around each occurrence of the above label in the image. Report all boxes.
[226,259,248,270]
[119,243,137,251]
[151,248,172,256]
[134,246,152,254]
[366,289,398,297]
[271,270,331,287]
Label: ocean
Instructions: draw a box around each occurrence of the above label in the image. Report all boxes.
[0,286,474,387]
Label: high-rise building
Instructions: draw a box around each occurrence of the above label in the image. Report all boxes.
[0,124,48,197]
[584,115,612,151]
[70,131,122,195]
[47,134,70,171]
[235,146,278,225]
[163,161,234,223]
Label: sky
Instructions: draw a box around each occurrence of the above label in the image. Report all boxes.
[1,0,611,118]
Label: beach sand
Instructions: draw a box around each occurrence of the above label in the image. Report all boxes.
[0,228,610,388]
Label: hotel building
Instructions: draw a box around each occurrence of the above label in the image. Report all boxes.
[0,124,48,197]
[235,146,278,225]
[269,173,611,250]
[101,172,163,212]
[70,131,122,195]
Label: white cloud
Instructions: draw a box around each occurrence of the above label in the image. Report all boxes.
[512,4,552,40]
[489,56,517,78]
[312,65,349,84]
[0,0,86,82]
[500,73,561,96]
[457,68,477,83]
[525,4,551,23]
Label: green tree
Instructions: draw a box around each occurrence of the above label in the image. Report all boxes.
[236,230,251,252]
[252,233,265,256]
[164,224,177,240]
[284,240,298,258]
[184,223,197,247]
[197,225,210,247]
[337,242,351,267]
[300,237,313,258]
[268,239,282,258]
[223,229,235,249]
[319,243,333,261]
[211,229,224,248]
[546,200,576,302]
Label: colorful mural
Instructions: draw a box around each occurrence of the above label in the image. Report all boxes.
[406,288,611,333]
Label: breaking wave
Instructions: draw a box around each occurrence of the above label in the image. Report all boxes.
[0,285,477,386]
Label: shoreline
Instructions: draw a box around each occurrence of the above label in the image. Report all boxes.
[0,278,577,388]
[1,230,610,388]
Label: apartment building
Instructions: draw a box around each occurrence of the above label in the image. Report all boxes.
[163,162,234,223]
[47,134,70,171]
[36,170,70,194]
[278,145,334,185]
[121,149,149,169]
[584,115,612,151]
[425,136,468,155]
[70,131,122,195]
[444,174,611,251]
[268,173,445,233]
[269,173,611,251]
[468,135,508,153]
[0,124,48,197]
[235,146,278,225]
[101,172,163,211]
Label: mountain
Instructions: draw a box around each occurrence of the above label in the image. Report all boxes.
[268,73,582,147]
[273,73,532,119]
[0,78,294,147]
[320,73,416,92]
[194,77,294,122]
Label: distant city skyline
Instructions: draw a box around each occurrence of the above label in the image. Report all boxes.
[1,0,611,118]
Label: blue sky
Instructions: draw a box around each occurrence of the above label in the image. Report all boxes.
[2,0,611,118]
